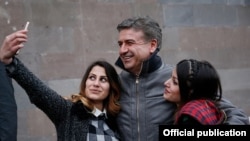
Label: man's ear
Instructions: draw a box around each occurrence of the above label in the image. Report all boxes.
[150,39,158,53]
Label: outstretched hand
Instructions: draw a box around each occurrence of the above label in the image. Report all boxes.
[0,30,28,65]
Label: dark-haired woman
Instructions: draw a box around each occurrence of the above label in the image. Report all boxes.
[163,59,226,125]
[0,29,121,141]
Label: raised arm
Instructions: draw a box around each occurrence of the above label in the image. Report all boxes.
[0,29,71,124]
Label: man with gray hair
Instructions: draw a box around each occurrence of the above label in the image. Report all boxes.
[115,16,249,141]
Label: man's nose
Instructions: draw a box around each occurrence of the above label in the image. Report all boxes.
[120,43,128,53]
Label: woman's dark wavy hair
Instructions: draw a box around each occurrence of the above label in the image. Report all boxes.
[71,60,122,116]
[176,59,222,103]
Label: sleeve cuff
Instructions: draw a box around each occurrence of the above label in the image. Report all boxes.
[5,57,18,75]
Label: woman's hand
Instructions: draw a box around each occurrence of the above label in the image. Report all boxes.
[0,30,28,64]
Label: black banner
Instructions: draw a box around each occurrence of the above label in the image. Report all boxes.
[159,125,250,140]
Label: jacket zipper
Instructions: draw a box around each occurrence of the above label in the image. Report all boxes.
[135,75,140,141]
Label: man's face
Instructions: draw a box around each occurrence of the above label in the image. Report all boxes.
[117,28,157,75]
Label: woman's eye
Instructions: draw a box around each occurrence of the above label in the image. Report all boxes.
[89,76,95,80]
[173,80,178,85]
[100,78,108,82]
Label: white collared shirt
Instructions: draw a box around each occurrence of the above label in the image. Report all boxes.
[91,107,108,119]
[87,107,118,141]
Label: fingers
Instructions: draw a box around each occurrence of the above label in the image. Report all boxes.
[12,43,24,53]
[5,30,27,43]
[0,30,28,64]
[4,30,27,51]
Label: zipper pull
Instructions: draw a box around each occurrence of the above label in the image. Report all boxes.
[135,75,139,84]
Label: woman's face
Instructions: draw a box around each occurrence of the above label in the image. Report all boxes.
[163,68,181,104]
[85,66,110,106]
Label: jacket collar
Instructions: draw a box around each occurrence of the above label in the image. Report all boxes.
[115,49,162,76]
[91,107,108,119]
[72,101,92,119]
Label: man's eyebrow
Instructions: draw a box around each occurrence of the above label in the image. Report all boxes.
[118,39,134,42]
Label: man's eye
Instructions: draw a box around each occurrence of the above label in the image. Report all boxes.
[126,41,135,46]
[118,43,122,47]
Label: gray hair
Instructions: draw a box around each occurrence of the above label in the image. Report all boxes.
[117,16,162,50]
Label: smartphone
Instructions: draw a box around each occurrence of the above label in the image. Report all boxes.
[24,21,30,30]
[16,21,30,55]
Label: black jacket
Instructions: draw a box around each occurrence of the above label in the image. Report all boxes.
[0,62,17,141]
[6,58,120,141]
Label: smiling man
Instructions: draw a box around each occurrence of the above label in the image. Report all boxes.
[115,16,249,141]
